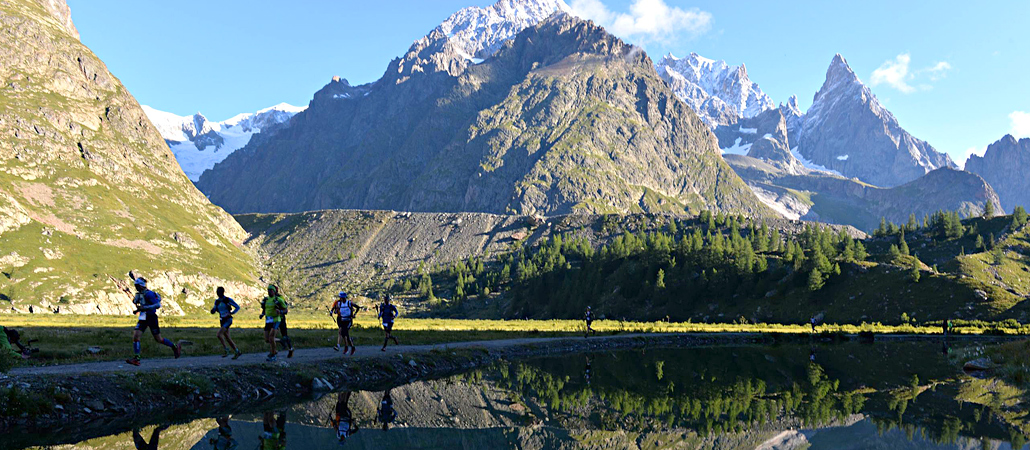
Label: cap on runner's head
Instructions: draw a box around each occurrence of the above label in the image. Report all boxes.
[339,292,348,299]
[267,284,277,292]
[134,277,147,288]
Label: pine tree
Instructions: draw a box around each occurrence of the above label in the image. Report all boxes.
[855,242,869,261]
[1013,206,1028,228]
[909,257,921,283]
[975,235,985,251]
[899,235,910,256]
[984,200,995,218]
[875,217,888,238]
[807,268,824,291]
[889,244,901,261]
[906,213,918,232]
[656,269,666,289]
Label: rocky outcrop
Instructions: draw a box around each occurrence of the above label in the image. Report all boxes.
[965,134,1030,213]
[714,109,804,173]
[0,0,261,314]
[199,14,768,218]
[797,54,955,187]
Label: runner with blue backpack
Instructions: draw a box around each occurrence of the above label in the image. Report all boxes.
[125,277,180,366]
[210,287,242,359]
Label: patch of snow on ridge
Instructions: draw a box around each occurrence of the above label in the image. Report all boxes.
[739,127,758,134]
[791,147,843,177]
[721,137,752,156]
[144,103,306,181]
[837,155,849,161]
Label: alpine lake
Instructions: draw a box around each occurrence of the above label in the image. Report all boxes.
[9,339,1030,450]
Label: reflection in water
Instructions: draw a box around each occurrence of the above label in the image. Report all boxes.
[375,390,396,431]
[17,341,1030,450]
[208,417,236,450]
[329,391,359,443]
[132,424,168,450]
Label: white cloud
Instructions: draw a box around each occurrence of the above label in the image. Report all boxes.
[1011,111,1030,138]
[926,61,951,81]
[870,54,915,93]
[870,54,952,94]
[570,0,712,44]
[959,145,988,169]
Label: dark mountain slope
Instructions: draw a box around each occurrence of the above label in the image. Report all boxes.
[199,14,768,218]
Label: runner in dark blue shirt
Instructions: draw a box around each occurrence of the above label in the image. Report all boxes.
[210,287,242,359]
[126,278,180,366]
[378,294,400,351]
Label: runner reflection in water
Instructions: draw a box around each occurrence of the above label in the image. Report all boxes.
[260,411,287,450]
[329,391,359,443]
[376,389,397,431]
[584,356,592,386]
[132,424,169,450]
[209,416,237,450]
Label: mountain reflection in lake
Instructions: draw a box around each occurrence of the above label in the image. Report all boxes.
[16,341,1030,450]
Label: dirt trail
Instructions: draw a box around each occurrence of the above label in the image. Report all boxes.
[6,333,673,377]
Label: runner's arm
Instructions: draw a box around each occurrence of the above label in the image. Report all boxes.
[227,298,240,316]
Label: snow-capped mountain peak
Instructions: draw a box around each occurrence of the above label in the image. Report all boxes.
[437,0,572,61]
[655,52,775,127]
[143,103,306,181]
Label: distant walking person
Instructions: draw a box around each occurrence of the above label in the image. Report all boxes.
[210,287,242,359]
[260,284,289,362]
[810,317,817,333]
[378,294,400,351]
[126,278,180,366]
[331,292,359,356]
[585,306,596,337]
[376,389,397,431]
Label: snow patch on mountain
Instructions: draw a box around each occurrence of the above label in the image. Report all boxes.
[656,52,775,127]
[143,103,305,181]
[791,147,842,177]
[436,0,572,61]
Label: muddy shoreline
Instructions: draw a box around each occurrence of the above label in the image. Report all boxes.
[0,333,766,448]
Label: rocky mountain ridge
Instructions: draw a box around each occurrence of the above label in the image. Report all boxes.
[965,134,1030,213]
[796,54,956,188]
[655,52,775,127]
[199,13,769,217]
[0,0,261,314]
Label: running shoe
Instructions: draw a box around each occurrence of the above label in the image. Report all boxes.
[288,347,294,358]
[233,349,243,360]
[173,342,182,359]
[222,350,229,358]
[126,358,141,366]
[350,347,356,356]
[266,355,277,362]
[333,344,340,351]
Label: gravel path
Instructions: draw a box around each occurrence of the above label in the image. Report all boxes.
[7,333,673,377]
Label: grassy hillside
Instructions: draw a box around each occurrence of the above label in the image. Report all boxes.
[0,0,260,315]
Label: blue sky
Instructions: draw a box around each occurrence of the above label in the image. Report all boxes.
[68,0,1029,164]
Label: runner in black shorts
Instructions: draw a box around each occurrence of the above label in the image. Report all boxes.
[330,292,359,356]
[126,278,180,366]
[377,294,400,351]
[210,287,242,359]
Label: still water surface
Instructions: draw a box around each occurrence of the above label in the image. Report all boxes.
[15,340,1030,449]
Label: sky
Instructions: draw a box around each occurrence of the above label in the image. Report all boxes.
[67,0,1029,165]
